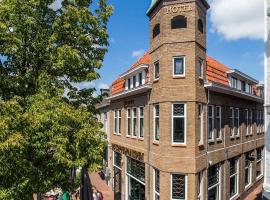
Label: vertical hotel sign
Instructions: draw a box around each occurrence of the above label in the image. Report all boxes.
[264,0,270,198]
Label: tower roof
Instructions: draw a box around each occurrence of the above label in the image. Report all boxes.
[146,0,210,16]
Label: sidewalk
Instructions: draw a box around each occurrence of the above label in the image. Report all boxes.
[90,172,114,200]
[244,184,263,200]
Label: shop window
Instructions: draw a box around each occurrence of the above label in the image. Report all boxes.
[153,24,160,38]
[171,174,186,200]
[114,151,122,169]
[172,103,186,144]
[230,157,239,198]
[154,168,160,200]
[208,164,220,200]
[171,15,187,29]
[198,19,204,33]
[126,157,145,183]
[245,152,252,187]
[256,148,263,178]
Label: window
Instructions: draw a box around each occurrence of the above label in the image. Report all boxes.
[128,78,131,89]
[229,157,239,198]
[198,59,204,78]
[248,84,253,94]
[245,152,252,187]
[173,57,185,76]
[114,151,122,169]
[198,19,204,33]
[208,164,220,200]
[229,108,234,137]
[208,105,214,140]
[241,80,246,92]
[171,15,187,29]
[198,104,203,144]
[245,109,249,135]
[133,76,137,88]
[126,157,145,183]
[127,108,132,136]
[249,110,253,134]
[216,106,221,140]
[171,174,186,200]
[234,108,240,137]
[153,24,160,38]
[154,105,160,141]
[114,110,121,134]
[154,169,160,200]
[132,108,137,137]
[172,104,186,144]
[197,172,203,200]
[257,110,264,133]
[154,61,160,80]
[231,77,238,89]
[139,72,143,86]
[139,107,144,138]
[256,148,263,178]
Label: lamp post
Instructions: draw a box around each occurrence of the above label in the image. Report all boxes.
[263,0,270,199]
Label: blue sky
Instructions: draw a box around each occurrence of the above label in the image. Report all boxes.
[95,0,264,90]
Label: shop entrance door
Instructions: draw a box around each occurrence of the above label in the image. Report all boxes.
[114,167,121,200]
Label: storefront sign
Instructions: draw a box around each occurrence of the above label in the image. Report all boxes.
[112,144,144,161]
[166,5,192,14]
[124,100,135,108]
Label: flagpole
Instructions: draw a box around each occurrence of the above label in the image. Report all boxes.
[263,0,270,199]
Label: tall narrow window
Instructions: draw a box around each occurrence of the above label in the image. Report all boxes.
[249,110,253,134]
[154,61,160,80]
[128,78,131,89]
[245,152,252,187]
[171,15,187,29]
[256,148,263,178]
[241,80,246,92]
[173,57,185,76]
[114,110,118,134]
[171,174,186,200]
[229,108,234,137]
[154,105,160,141]
[248,84,253,94]
[118,110,121,134]
[198,59,204,78]
[154,169,160,200]
[198,19,204,33]
[198,104,203,144]
[114,151,122,169]
[172,104,186,144]
[133,76,137,88]
[153,24,160,38]
[208,164,220,200]
[234,108,239,137]
[132,108,137,137]
[261,110,264,133]
[230,157,239,198]
[245,109,249,135]
[208,105,214,140]
[139,107,144,138]
[216,106,221,140]
[231,77,238,89]
[127,108,131,136]
[139,72,143,86]
[197,172,203,200]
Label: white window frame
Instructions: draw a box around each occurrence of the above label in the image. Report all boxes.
[139,107,144,138]
[208,105,214,141]
[198,58,204,79]
[172,56,185,77]
[207,164,220,200]
[198,104,203,145]
[234,108,240,137]
[170,173,187,200]
[172,103,187,145]
[132,108,137,137]
[229,107,234,138]
[154,61,160,81]
[113,151,122,170]
[127,108,132,136]
[114,110,121,134]
[245,109,249,135]
[256,148,263,179]
[216,106,222,140]
[153,168,160,200]
[229,158,239,199]
[249,110,253,135]
[154,104,160,142]
[197,171,203,200]
[245,153,252,188]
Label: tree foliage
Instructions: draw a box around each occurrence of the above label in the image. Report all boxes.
[0,0,112,198]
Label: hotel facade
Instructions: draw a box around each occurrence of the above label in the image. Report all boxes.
[97,0,265,199]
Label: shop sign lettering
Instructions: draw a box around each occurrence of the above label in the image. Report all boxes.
[112,144,144,161]
[166,5,192,14]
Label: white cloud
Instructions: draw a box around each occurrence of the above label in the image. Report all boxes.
[209,0,264,40]
[98,83,109,90]
[131,49,145,58]
[109,38,116,45]
[49,0,63,11]
[72,81,95,90]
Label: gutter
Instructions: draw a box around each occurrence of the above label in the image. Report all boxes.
[205,89,210,200]
[147,92,151,200]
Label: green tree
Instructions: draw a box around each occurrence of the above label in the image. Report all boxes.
[0,0,112,199]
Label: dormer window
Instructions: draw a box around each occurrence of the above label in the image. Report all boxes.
[139,72,143,86]
[133,76,137,88]
[241,80,246,92]
[171,15,187,29]
[247,84,253,94]
[198,19,204,33]
[128,78,131,89]
[124,69,147,91]
[231,77,238,89]
[153,24,160,38]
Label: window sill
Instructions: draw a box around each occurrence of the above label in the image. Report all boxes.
[230,193,240,200]
[138,137,144,141]
[172,143,187,147]
[208,139,215,144]
[216,138,222,142]
[256,174,263,180]
[244,183,252,191]
[153,79,159,83]
[198,142,204,147]
[153,141,159,145]
[173,75,185,79]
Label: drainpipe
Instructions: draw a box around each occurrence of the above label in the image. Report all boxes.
[205,89,210,200]
[147,92,151,200]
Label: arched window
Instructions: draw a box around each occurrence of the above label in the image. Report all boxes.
[171,15,187,29]
[153,24,160,38]
[198,19,204,33]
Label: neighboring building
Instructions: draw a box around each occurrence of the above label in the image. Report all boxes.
[97,0,265,199]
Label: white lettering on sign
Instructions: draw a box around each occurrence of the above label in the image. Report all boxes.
[166,5,192,14]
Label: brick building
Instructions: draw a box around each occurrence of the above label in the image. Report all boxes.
[98,0,265,199]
